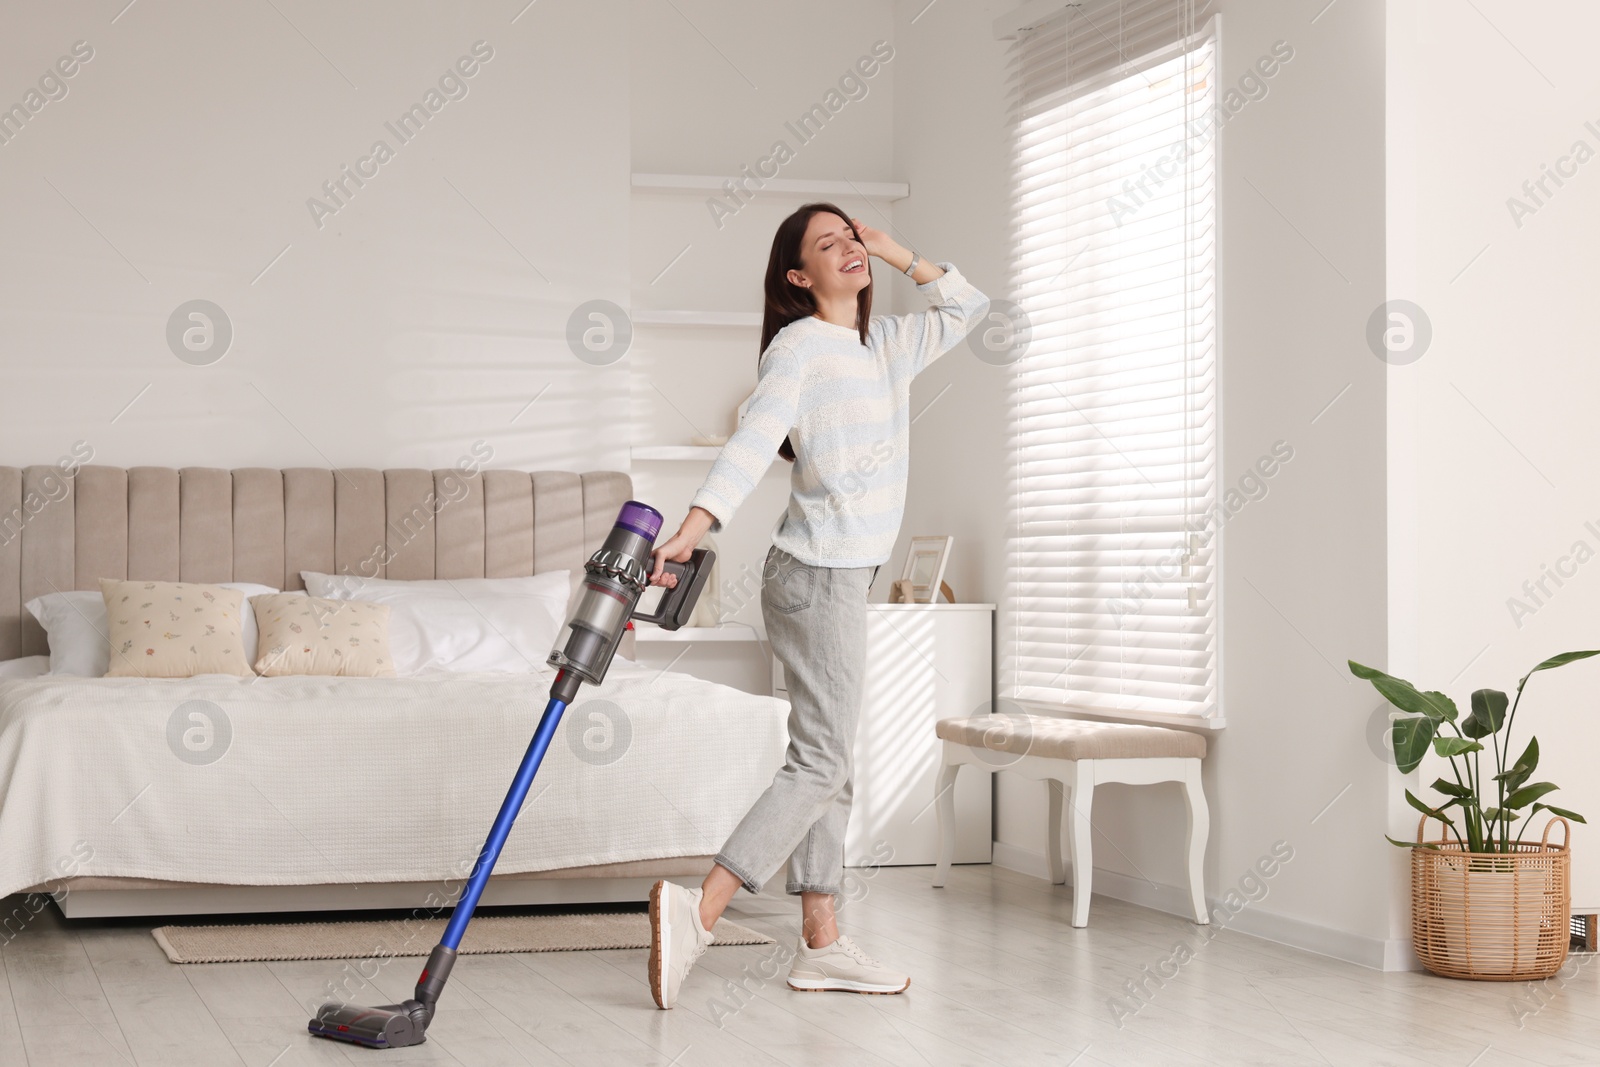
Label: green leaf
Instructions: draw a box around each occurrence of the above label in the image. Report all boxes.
[1462,689,1508,739]
[1393,716,1435,773]
[1387,834,1444,850]
[1416,691,1458,722]
[1482,807,1507,822]
[1533,802,1587,825]
[1349,661,1459,722]
[1433,737,1484,758]
[1430,778,1472,798]
[1518,650,1600,690]
[1492,736,1538,792]
[1505,782,1560,810]
[1405,788,1455,824]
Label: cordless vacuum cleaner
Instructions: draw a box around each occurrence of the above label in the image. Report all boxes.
[307,501,713,1050]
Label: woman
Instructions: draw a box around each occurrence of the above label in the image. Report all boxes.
[644,202,989,1010]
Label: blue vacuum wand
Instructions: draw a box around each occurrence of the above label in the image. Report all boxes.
[308,501,714,1050]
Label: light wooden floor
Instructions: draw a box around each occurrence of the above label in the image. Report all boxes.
[0,862,1595,1066]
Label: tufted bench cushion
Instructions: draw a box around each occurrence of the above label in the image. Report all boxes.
[935,713,1207,761]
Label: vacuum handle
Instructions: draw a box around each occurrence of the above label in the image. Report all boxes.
[633,548,714,631]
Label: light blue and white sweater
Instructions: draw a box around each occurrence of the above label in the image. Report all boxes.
[689,262,991,567]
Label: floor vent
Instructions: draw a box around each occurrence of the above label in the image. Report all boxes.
[1572,912,1596,952]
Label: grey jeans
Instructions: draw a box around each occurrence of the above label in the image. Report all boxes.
[714,545,880,897]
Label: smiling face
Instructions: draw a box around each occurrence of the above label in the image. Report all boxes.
[786,211,870,302]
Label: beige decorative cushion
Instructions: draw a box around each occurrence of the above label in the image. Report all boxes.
[100,579,255,678]
[251,594,396,677]
[936,714,1207,760]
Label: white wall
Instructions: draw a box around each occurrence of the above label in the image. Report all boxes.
[1389,0,1600,914]
[1200,0,1393,967]
[888,1,1013,621]
[0,0,629,474]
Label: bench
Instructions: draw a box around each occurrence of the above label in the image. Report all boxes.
[932,713,1210,928]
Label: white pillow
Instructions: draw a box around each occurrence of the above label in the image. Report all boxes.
[300,571,571,675]
[25,583,279,677]
[0,656,49,680]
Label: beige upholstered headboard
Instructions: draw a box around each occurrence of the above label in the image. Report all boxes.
[0,466,633,662]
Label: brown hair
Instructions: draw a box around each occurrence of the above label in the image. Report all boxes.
[761,202,872,462]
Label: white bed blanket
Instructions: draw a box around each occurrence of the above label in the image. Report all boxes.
[0,662,788,898]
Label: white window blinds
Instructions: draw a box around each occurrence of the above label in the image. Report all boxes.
[1000,0,1220,722]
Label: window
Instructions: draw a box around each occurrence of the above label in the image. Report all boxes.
[1000,0,1220,723]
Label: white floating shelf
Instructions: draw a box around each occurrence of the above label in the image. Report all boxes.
[633,625,760,642]
[631,445,723,460]
[632,310,761,328]
[632,173,909,201]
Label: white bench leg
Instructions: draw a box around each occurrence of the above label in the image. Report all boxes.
[932,759,961,888]
[1045,778,1066,885]
[1183,759,1210,924]
[1067,761,1094,928]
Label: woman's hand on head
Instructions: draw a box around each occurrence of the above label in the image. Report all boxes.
[649,507,716,588]
[850,217,899,262]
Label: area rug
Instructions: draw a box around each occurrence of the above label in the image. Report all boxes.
[152,911,775,964]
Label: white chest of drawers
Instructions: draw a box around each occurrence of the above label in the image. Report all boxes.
[773,602,994,867]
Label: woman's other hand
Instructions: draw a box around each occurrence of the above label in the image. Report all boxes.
[649,507,716,588]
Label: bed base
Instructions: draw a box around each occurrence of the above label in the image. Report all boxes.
[33,855,713,919]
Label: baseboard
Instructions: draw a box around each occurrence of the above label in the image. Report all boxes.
[990,841,1416,972]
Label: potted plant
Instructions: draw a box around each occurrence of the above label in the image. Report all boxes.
[1349,651,1593,980]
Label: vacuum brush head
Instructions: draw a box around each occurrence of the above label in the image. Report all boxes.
[308,1000,428,1049]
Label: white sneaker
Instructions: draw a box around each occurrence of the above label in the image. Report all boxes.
[648,880,714,1009]
[786,933,910,994]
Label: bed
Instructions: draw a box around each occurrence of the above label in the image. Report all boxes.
[0,464,788,917]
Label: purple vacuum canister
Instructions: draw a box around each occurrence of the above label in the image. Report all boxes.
[616,500,663,543]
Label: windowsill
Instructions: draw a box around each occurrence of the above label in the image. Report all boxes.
[1013,698,1226,732]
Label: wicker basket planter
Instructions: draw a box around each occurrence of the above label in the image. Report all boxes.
[1352,651,1595,981]
[1411,815,1571,980]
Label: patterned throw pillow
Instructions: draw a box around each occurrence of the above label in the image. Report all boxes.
[251,593,396,677]
[100,579,256,678]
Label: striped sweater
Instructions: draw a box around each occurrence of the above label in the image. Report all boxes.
[689,262,991,567]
